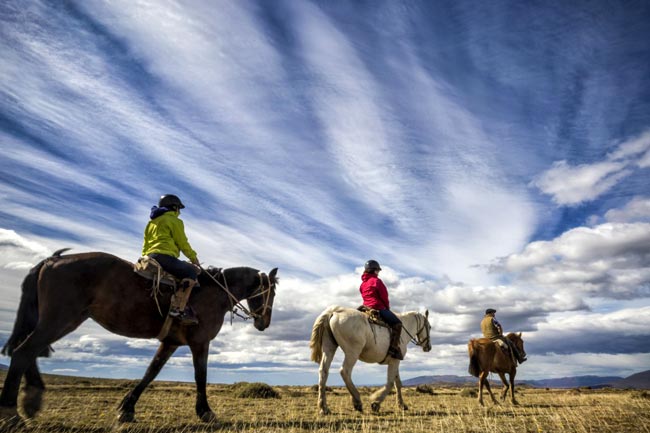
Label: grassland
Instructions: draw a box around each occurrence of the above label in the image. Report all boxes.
[1,372,649,432]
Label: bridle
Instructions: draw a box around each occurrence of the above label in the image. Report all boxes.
[403,313,431,348]
[202,267,275,322]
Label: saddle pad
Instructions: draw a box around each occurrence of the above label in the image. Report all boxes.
[133,256,177,286]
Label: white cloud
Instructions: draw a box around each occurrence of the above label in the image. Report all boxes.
[533,130,650,205]
[494,222,650,299]
[604,196,650,223]
[0,228,50,267]
[532,160,630,205]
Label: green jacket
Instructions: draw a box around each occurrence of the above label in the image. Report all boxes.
[142,211,197,262]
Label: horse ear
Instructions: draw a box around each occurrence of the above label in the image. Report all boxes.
[425,310,429,319]
[518,332,522,338]
[269,267,278,284]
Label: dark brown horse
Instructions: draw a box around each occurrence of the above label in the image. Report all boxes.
[0,249,278,428]
[467,333,526,406]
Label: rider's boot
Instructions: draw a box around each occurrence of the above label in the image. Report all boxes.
[506,339,526,364]
[388,322,404,360]
[169,278,199,325]
[513,345,527,363]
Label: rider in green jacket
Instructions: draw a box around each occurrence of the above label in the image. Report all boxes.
[143,194,200,325]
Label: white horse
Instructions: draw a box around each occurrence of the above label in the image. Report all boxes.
[309,306,431,414]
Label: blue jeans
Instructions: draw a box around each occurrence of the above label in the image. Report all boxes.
[378,309,401,326]
[148,253,198,283]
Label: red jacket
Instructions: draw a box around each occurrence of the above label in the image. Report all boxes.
[360,273,390,310]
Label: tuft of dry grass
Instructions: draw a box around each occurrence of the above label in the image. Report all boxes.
[0,372,648,432]
[235,382,281,399]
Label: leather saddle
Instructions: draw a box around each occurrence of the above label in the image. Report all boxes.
[133,256,177,288]
[357,305,390,328]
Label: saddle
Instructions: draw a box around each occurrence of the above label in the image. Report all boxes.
[478,337,516,363]
[357,305,390,328]
[133,256,177,288]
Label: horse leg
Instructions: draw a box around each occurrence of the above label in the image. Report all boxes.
[371,360,400,413]
[22,361,45,418]
[482,372,499,405]
[339,351,363,412]
[394,372,408,410]
[318,340,337,416]
[189,341,216,423]
[117,342,178,423]
[1,318,79,428]
[509,370,518,405]
[498,372,509,402]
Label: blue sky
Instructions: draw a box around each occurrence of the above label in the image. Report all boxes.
[1,0,649,386]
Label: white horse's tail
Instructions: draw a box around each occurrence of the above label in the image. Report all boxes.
[310,307,337,363]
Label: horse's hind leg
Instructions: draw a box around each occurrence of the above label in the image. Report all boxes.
[22,361,45,418]
[0,318,78,421]
[318,337,337,415]
[498,372,509,402]
[118,342,178,423]
[509,371,518,405]
[340,351,363,412]
[482,373,499,405]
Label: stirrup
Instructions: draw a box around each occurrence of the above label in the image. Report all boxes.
[389,347,404,360]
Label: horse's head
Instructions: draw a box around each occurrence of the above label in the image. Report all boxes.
[246,267,278,331]
[508,332,526,359]
[416,310,432,352]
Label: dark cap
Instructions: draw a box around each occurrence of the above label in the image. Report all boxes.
[485,308,497,315]
[364,260,382,272]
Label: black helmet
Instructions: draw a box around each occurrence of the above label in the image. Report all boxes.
[364,259,382,272]
[158,194,185,209]
[485,308,497,315]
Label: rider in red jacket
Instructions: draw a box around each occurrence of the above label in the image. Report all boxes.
[359,260,403,360]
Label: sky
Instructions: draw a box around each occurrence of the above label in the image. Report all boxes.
[1,0,649,386]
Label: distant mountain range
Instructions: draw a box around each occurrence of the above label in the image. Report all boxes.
[1,363,648,388]
[403,370,650,389]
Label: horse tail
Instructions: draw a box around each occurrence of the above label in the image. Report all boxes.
[309,308,335,363]
[467,339,480,377]
[1,248,69,357]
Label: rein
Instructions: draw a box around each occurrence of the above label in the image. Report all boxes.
[201,267,273,322]
[402,314,430,347]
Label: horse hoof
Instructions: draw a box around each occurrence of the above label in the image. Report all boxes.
[0,407,24,431]
[371,402,381,413]
[353,403,363,412]
[22,385,44,418]
[400,404,409,411]
[200,411,218,424]
[117,411,136,423]
[319,408,331,416]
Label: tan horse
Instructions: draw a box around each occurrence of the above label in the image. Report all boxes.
[467,333,526,406]
[310,306,431,415]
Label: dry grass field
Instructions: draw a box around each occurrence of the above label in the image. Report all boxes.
[1,372,649,432]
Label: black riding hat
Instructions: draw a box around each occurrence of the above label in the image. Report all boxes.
[364,259,382,272]
[159,194,185,209]
[485,308,497,315]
